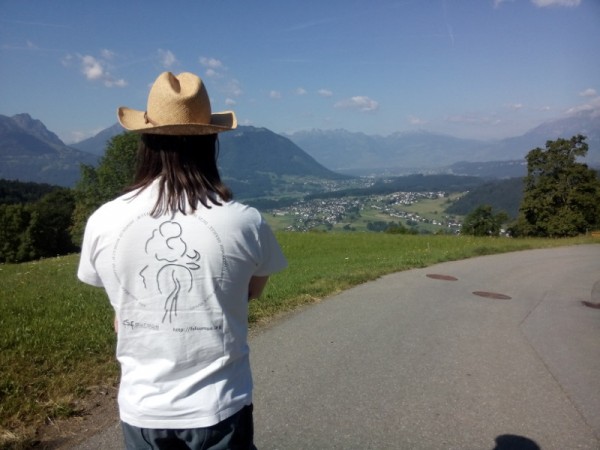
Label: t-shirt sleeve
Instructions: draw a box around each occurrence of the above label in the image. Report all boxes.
[254,217,287,277]
[77,217,104,287]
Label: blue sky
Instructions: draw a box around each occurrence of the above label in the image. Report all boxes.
[1,0,599,144]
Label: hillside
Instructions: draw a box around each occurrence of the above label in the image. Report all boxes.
[72,124,348,199]
[493,109,600,165]
[5,109,598,190]
[218,126,347,199]
[70,123,125,156]
[284,129,487,175]
[445,178,525,219]
[0,114,98,187]
[285,109,600,176]
[447,160,528,179]
[73,123,345,179]
[0,117,346,197]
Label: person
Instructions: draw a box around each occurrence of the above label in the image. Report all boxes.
[77,71,287,449]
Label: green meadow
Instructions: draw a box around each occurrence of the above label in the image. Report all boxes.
[0,232,596,448]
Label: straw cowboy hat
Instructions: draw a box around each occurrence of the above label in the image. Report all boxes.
[117,71,237,135]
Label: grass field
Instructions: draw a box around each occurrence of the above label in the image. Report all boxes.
[399,193,461,220]
[0,232,596,448]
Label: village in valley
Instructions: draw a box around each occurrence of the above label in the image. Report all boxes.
[262,178,463,234]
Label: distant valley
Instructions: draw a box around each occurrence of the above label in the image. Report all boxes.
[3,109,596,234]
[284,109,600,177]
[1,110,598,205]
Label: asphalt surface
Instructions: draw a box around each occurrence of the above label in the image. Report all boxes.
[74,244,600,450]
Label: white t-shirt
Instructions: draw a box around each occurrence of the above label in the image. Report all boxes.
[78,182,287,429]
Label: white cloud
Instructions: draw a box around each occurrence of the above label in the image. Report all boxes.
[318,88,333,97]
[531,0,580,7]
[295,87,307,95]
[269,90,282,99]
[498,0,580,8]
[579,88,597,98]
[409,116,428,125]
[493,0,510,8]
[81,55,104,80]
[61,53,74,67]
[565,104,592,115]
[226,78,243,97]
[105,78,127,88]
[200,57,224,69]
[198,57,243,101]
[63,50,127,88]
[158,49,177,68]
[334,96,379,112]
[200,56,238,89]
[565,96,600,116]
[200,57,226,78]
[100,49,115,60]
[507,103,524,110]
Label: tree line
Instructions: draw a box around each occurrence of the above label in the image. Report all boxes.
[1,134,599,262]
[0,187,77,262]
[461,135,600,237]
[1,133,139,263]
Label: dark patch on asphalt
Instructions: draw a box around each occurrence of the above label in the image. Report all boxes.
[472,291,512,300]
[426,274,458,281]
[581,301,600,309]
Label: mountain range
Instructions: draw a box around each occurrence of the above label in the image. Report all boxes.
[284,109,600,176]
[217,126,346,199]
[1,110,598,189]
[0,114,98,186]
[0,115,342,196]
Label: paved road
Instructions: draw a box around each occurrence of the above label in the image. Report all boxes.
[75,245,600,449]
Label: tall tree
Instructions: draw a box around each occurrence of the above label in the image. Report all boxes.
[0,203,32,262]
[461,204,508,236]
[71,132,139,244]
[27,189,77,258]
[514,135,600,237]
[0,189,78,263]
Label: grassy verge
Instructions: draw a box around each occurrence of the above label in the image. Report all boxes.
[0,232,596,448]
[0,257,118,449]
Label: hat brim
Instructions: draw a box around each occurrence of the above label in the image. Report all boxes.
[117,107,237,135]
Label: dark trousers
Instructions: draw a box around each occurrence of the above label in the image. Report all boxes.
[121,404,256,450]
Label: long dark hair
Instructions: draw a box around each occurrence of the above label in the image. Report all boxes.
[126,133,233,216]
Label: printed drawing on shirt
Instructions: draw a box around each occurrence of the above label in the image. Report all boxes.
[140,220,201,323]
[112,214,227,324]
